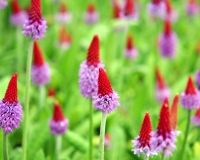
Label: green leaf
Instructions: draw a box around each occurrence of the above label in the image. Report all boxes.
[34,149,45,160]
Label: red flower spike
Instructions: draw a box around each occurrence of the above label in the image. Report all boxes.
[98,68,113,96]
[86,35,100,66]
[33,41,44,66]
[48,87,55,97]
[153,0,161,4]
[11,0,21,14]
[124,0,134,16]
[165,0,172,13]
[113,0,121,19]
[194,108,200,117]
[185,76,196,95]
[157,98,171,135]
[29,0,42,23]
[164,19,172,35]
[59,3,67,13]
[3,73,18,103]
[170,94,179,130]
[53,101,65,121]
[127,35,134,49]
[189,0,196,4]
[105,134,111,140]
[155,67,166,89]
[87,3,95,13]
[59,27,71,43]
[138,113,152,147]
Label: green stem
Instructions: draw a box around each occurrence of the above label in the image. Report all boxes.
[3,134,8,160]
[99,113,107,160]
[55,136,62,160]
[39,85,45,109]
[144,155,149,160]
[161,152,164,160]
[89,98,93,160]
[22,40,34,160]
[180,110,191,160]
[16,28,23,74]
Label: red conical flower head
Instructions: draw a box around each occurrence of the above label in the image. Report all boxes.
[165,0,172,13]
[53,101,65,121]
[155,67,166,89]
[138,112,152,147]
[170,94,179,130]
[3,73,18,103]
[153,0,161,4]
[113,0,121,19]
[98,68,113,96]
[185,76,196,95]
[11,0,21,14]
[86,35,100,66]
[59,3,67,13]
[48,87,55,97]
[164,19,172,35]
[189,0,196,4]
[59,27,71,43]
[124,0,134,15]
[194,108,200,117]
[29,0,42,23]
[157,98,171,136]
[127,35,134,49]
[87,3,95,13]
[33,41,44,66]
[105,134,111,140]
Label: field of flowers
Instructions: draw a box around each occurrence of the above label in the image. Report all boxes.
[0,0,200,160]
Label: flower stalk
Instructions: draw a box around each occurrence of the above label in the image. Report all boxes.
[22,40,34,160]
[3,133,9,160]
[89,98,93,160]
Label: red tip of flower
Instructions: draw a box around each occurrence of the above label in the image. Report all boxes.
[59,27,71,43]
[59,3,67,13]
[170,94,179,130]
[48,87,55,97]
[86,35,100,66]
[11,0,21,14]
[185,76,196,95]
[155,67,166,89]
[124,0,134,16]
[113,0,121,19]
[196,41,200,54]
[105,134,111,140]
[139,112,152,147]
[165,0,172,13]
[153,0,161,4]
[157,98,171,134]
[164,19,172,35]
[189,0,196,4]
[87,3,95,13]
[127,35,134,49]
[98,68,113,96]
[29,0,42,23]
[3,73,18,103]
[33,41,44,66]
[53,101,65,121]
[195,108,200,117]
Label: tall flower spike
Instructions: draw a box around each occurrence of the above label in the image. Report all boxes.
[191,108,200,126]
[155,67,170,102]
[0,0,7,10]
[195,70,200,90]
[181,76,200,110]
[56,26,71,51]
[147,0,166,18]
[158,19,177,58]
[151,98,179,157]
[164,0,178,22]
[78,35,104,98]
[121,0,138,20]
[23,0,47,39]
[93,68,120,114]
[132,113,157,157]
[113,0,121,19]
[83,3,99,25]
[170,94,179,130]
[49,101,68,135]
[10,0,28,27]
[54,2,72,24]
[31,41,51,85]
[0,73,22,134]
[186,0,199,17]
[124,35,138,60]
